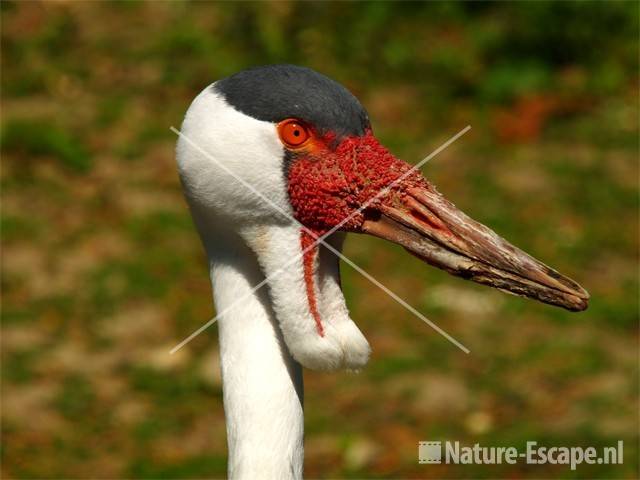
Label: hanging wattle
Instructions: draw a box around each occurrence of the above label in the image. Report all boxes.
[300,230,324,337]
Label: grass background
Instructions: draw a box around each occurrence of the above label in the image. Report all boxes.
[1,1,638,479]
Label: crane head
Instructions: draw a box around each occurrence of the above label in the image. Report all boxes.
[177,65,588,371]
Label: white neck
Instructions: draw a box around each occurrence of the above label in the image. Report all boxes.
[200,221,304,480]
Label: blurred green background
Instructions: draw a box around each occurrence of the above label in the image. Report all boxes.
[1,1,638,479]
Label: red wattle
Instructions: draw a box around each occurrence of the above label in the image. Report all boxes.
[300,229,324,337]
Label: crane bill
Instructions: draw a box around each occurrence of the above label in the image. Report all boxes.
[360,185,589,312]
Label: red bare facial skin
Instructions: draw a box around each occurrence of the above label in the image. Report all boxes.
[287,126,589,319]
[288,130,428,338]
[287,129,427,234]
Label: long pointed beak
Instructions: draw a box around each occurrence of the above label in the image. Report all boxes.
[361,183,589,312]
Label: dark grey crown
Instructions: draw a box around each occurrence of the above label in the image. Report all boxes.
[213,65,370,138]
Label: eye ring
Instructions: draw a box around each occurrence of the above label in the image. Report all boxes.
[277,119,311,149]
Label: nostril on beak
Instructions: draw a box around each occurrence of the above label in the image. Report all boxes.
[405,196,448,233]
[362,208,382,223]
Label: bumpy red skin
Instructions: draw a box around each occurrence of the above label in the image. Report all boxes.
[300,230,324,336]
[287,129,427,234]
[289,129,428,337]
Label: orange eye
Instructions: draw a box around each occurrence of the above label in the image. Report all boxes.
[278,119,310,148]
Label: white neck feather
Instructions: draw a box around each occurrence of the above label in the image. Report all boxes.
[202,222,304,480]
[176,86,371,479]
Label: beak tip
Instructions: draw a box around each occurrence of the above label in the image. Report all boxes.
[573,301,589,313]
[565,288,590,312]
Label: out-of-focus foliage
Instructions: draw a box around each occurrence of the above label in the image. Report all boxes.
[2,118,91,172]
[1,1,638,479]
